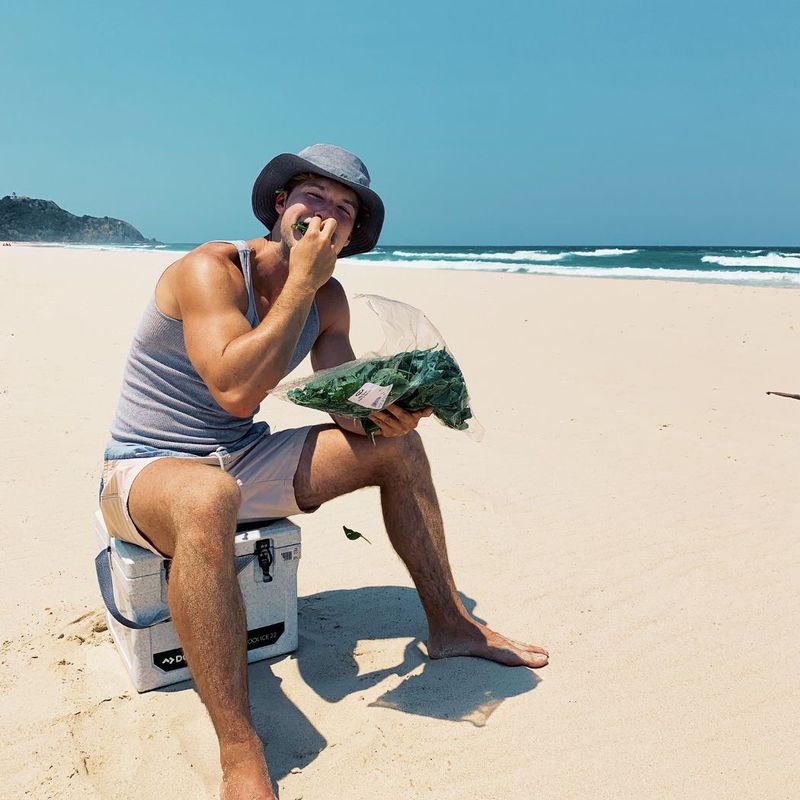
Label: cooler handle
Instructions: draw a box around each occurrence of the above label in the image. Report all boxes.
[94,548,263,630]
[94,547,171,629]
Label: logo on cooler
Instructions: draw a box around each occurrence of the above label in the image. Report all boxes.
[153,622,286,671]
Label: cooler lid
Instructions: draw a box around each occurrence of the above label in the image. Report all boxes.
[105,516,302,579]
[96,510,164,579]
[234,518,301,557]
[112,538,165,579]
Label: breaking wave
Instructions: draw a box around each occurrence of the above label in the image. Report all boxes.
[701,252,800,269]
[390,248,640,262]
[568,248,640,257]
[345,256,800,287]
[390,249,566,262]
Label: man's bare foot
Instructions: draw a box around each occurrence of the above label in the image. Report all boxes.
[219,741,275,800]
[427,619,549,668]
[220,764,274,800]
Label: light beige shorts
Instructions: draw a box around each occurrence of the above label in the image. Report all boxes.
[100,426,316,557]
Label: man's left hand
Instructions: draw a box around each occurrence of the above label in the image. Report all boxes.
[368,405,433,437]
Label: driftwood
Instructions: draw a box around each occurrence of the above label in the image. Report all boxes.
[766,391,800,401]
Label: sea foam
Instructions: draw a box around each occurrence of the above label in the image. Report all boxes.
[568,248,640,257]
[390,249,566,262]
[346,257,800,287]
[701,252,800,269]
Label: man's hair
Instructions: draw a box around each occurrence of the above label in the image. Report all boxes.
[282,172,316,197]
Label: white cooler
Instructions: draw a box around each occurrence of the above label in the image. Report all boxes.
[94,511,301,692]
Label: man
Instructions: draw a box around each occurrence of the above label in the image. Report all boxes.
[100,144,548,800]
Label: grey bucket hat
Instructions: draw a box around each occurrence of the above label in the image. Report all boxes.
[252,143,385,258]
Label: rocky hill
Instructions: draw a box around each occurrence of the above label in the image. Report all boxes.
[0,195,158,244]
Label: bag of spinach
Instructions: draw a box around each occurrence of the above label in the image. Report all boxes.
[273,294,483,442]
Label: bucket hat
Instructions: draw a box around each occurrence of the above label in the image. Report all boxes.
[252,144,385,257]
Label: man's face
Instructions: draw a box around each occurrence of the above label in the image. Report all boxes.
[274,175,359,255]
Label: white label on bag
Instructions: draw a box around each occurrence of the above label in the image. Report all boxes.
[348,382,393,410]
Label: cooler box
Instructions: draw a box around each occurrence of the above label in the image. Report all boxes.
[94,511,301,692]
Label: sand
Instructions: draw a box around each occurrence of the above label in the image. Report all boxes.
[1,244,798,799]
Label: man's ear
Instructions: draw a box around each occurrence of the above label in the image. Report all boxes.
[274,190,288,215]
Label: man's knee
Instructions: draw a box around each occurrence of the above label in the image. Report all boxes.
[172,470,241,542]
[376,430,428,479]
[396,428,424,456]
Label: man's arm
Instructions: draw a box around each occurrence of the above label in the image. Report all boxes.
[310,280,432,437]
[179,219,337,417]
[310,278,366,435]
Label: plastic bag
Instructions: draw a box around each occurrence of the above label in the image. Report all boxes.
[273,294,483,441]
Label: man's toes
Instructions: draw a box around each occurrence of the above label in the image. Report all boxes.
[495,642,548,668]
[509,642,548,667]
[524,651,549,668]
[496,633,548,658]
[489,632,548,659]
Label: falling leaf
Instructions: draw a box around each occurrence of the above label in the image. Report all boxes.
[343,525,371,544]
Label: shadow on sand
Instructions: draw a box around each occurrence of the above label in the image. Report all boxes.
[241,585,541,781]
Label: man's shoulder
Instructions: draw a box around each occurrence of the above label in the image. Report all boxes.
[316,276,349,313]
[158,242,248,317]
[317,275,347,302]
[314,277,349,332]
[170,242,248,287]
[181,241,243,272]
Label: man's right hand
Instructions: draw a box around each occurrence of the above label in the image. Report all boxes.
[289,216,338,290]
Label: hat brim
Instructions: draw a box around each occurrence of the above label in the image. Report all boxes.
[252,153,384,258]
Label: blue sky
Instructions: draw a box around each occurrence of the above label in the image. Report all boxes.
[1,1,797,245]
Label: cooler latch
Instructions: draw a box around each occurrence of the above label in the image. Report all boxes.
[255,539,274,583]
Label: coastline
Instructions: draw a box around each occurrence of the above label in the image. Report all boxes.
[5,241,800,288]
[1,245,798,799]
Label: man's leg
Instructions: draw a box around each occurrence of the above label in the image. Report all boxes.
[127,459,274,800]
[294,425,549,668]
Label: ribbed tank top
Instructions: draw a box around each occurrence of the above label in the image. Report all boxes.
[109,240,319,456]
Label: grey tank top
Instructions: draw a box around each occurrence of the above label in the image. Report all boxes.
[109,240,319,456]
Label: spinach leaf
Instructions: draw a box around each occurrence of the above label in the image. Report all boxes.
[343,525,372,544]
[286,348,474,437]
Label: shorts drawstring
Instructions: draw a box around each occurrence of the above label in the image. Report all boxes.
[212,446,242,486]
[212,446,226,471]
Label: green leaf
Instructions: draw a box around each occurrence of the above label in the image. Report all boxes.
[343,525,372,544]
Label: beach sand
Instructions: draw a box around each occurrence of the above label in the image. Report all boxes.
[1,244,799,799]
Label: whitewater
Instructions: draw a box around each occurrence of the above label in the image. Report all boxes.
[23,243,800,287]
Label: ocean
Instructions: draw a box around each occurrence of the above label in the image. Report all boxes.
[347,245,800,287]
[41,242,800,288]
